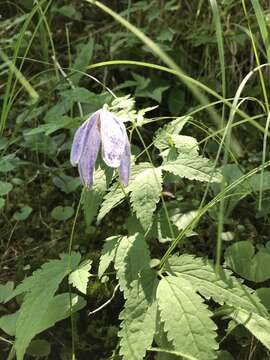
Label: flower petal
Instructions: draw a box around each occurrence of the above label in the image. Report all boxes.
[70,112,98,166]
[119,136,131,186]
[99,109,126,168]
[78,117,101,189]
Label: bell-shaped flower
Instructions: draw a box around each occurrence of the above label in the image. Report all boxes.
[70,109,131,189]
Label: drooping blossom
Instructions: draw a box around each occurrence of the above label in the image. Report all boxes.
[70,109,130,189]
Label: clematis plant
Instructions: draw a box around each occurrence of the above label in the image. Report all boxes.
[70,108,131,189]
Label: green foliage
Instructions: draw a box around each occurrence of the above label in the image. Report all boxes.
[2,1,270,359]
[162,154,222,183]
[114,233,151,296]
[225,241,270,282]
[119,269,158,360]
[157,276,218,360]
[130,167,163,230]
[167,254,267,316]
[5,252,81,360]
[69,259,92,294]
[51,205,74,221]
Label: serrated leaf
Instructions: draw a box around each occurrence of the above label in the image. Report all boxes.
[6,252,81,360]
[130,167,162,230]
[97,182,127,223]
[154,117,190,150]
[157,276,218,360]
[0,293,85,337]
[97,163,152,223]
[162,154,222,183]
[115,233,151,297]
[69,259,92,294]
[98,235,122,278]
[167,254,268,317]
[119,269,158,360]
[231,309,270,351]
[170,134,199,154]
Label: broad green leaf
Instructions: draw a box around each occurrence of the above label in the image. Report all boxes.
[231,309,270,351]
[0,181,13,196]
[61,88,96,103]
[98,235,122,278]
[51,205,74,221]
[130,167,162,230]
[69,259,92,294]
[13,206,32,221]
[0,293,85,337]
[0,281,14,303]
[119,269,158,360]
[162,154,222,183]
[167,254,268,317]
[6,252,80,360]
[225,241,270,282]
[157,276,217,360]
[115,233,151,297]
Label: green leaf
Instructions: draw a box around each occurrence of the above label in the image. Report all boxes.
[13,206,32,221]
[25,116,74,136]
[26,339,51,357]
[0,181,13,196]
[169,135,199,154]
[115,233,151,297]
[130,167,162,230]
[231,309,270,351]
[0,312,17,336]
[97,163,152,223]
[154,116,190,150]
[162,154,222,183]
[98,235,122,278]
[55,5,82,20]
[225,241,270,282]
[119,269,158,360]
[6,252,80,360]
[51,205,74,221]
[69,259,92,294]
[0,281,14,303]
[70,39,94,85]
[256,288,270,311]
[157,276,218,360]
[83,168,108,226]
[97,182,127,223]
[0,293,85,337]
[167,254,268,316]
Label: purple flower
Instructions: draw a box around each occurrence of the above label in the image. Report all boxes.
[70,109,131,189]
